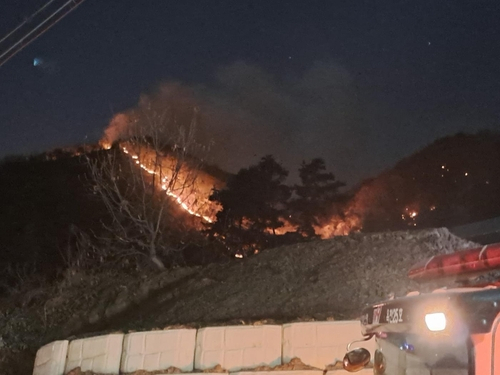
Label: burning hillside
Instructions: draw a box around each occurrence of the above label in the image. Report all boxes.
[91,83,367,244]
[0,128,492,284]
[98,105,362,242]
[95,92,500,253]
[119,140,223,223]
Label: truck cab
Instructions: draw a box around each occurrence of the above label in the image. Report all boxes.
[344,242,500,375]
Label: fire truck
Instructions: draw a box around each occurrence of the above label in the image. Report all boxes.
[343,242,500,375]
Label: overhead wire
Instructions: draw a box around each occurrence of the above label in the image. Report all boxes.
[0,0,85,65]
[0,0,58,46]
[0,0,86,68]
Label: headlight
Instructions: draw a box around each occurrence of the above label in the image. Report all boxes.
[425,312,447,331]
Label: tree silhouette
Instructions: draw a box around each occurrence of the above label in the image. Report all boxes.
[87,103,210,270]
[209,155,290,255]
[289,158,345,237]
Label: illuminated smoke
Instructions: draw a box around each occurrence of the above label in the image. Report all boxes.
[101,113,130,147]
[98,71,366,238]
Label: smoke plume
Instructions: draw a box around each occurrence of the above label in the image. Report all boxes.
[102,61,376,184]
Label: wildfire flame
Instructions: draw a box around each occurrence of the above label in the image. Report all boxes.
[106,141,362,238]
[99,116,360,238]
[101,141,112,150]
[96,89,363,241]
[313,212,362,238]
[120,144,219,223]
[118,140,362,237]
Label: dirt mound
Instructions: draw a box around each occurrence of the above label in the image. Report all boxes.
[0,228,477,373]
[253,357,319,371]
[138,228,473,326]
[84,227,476,333]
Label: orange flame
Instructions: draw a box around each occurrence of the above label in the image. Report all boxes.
[119,142,222,223]
[99,122,360,238]
[118,141,361,238]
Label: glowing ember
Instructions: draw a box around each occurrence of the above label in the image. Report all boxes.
[265,219,298,235]
[100,140,112,150]
[401,206,419,225]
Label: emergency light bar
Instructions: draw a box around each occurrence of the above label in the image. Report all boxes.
[408,242,500,282]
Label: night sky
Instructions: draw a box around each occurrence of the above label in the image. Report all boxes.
[0,0,499,184]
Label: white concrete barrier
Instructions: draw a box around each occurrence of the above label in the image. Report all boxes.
[235,372,373,375]
[195,325,282,371]
[282,321,377,369]
[325,370,373,375]
[234,371,323,375]
[32,340,68,375]
[120,329,197,373]
[33,321,378,374]
[64,333,124,374]
[234,372,373,375]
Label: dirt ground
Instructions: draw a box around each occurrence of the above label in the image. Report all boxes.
[94,227,475,332]
[0,227,477,374]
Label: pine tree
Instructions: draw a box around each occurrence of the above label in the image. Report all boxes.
[209,155,290,255]
[289,158,345,237]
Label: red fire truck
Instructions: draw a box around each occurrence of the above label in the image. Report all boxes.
[343,242,500,375]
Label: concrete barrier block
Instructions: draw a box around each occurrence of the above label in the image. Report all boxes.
[121,329,197,372]
[234,371,323,375]
[195,325,282,371]
[325,369,373,375]
[282,321,377,369]
[33,340,68,375]
[65,333,124,374]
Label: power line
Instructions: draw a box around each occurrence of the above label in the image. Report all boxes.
[0,0,58,46]
[0,0,86,68]
[0,0,86,65]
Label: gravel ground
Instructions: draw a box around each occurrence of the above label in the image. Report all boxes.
[0,227,477,375]
[110,227,475,330]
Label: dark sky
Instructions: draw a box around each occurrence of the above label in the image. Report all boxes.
[0,0,499,184]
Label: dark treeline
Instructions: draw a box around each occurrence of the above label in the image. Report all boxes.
[0,150,109,291]
[208,155,346,256]
[355,131,500,232]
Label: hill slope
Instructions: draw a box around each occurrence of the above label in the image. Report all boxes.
[0,228,475,367]
[84,227,475,332]
[349,131,500,232]
[0,152,107,276]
